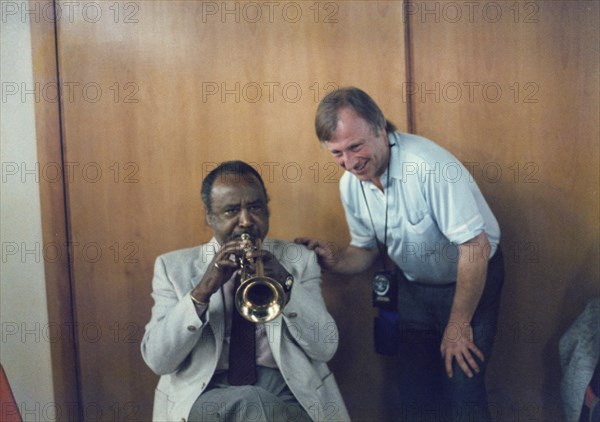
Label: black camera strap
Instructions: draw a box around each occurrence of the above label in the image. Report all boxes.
[361,141,400,344]
[359,142,395,271]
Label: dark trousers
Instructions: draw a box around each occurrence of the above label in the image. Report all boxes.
[395,248,504,422]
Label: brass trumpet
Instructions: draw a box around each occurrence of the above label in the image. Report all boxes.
[235,234,291,323]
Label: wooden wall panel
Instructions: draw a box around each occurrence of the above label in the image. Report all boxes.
[41,1,599,420]
[53,1,408,420]
[30,1,81,417]
[408,1,599,419]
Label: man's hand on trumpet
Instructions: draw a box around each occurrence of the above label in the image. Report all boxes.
[190,239,246,304]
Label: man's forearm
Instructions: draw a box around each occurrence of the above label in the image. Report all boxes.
[449,232,490,325]
[330,245,378,274]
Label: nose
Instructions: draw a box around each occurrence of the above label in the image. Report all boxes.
[343,152,358,170]
[238,208,253,228]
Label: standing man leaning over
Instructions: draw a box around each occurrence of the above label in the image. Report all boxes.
[296,87,504,421]
[141,161,349,422]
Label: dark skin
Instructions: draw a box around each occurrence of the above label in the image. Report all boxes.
[191,174,291,304]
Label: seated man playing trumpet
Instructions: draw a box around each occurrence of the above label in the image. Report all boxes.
[141,160,349,422]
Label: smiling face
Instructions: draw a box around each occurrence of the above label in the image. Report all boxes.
[206,173,269,245]
[325,107,390,187]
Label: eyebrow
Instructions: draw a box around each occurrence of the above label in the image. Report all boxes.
[330,140,364,153]
[220,199,265,209]
[247,199,267,208]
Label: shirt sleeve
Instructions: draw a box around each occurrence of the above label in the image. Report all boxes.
[422,155,486,245]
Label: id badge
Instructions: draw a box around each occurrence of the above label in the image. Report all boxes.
[372,270,398,310]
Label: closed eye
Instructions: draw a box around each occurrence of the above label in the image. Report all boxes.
[248,203,267,214]
[223,208,239,217]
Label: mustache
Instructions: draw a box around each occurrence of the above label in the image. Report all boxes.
[230,230,259,241]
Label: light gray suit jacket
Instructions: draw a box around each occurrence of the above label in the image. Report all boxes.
[141,238,350,421]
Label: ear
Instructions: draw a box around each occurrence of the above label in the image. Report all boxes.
[205,209,215,226]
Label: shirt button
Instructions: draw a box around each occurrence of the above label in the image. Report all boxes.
[287,312,298,318]
[187,325,197,331]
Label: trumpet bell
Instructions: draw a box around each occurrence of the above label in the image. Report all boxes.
[235,276,286,323]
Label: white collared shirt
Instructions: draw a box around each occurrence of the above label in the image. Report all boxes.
[340,132,500,284]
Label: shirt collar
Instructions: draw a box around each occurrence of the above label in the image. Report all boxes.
[208,237,222,251]
[363,131,401,191]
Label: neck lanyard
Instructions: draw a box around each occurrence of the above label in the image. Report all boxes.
[359,142,394,271]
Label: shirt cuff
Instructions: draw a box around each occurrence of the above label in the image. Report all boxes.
[191,297,208,321]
